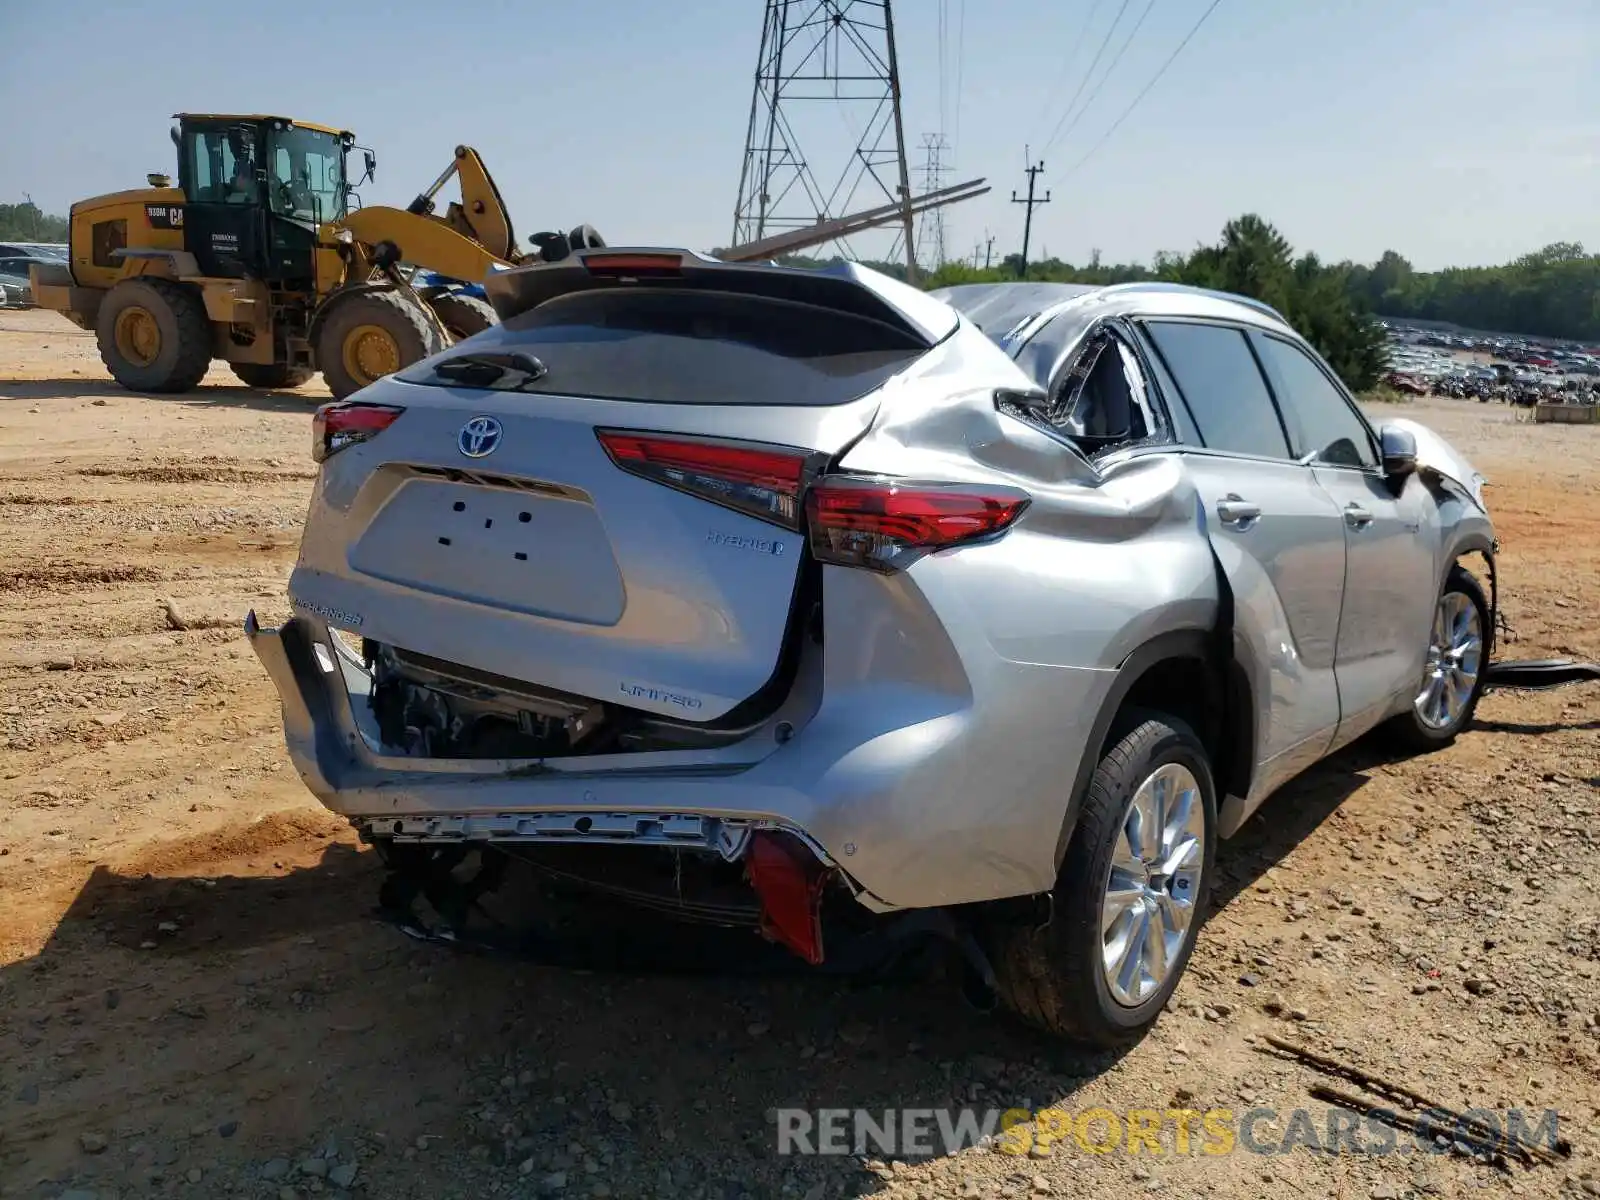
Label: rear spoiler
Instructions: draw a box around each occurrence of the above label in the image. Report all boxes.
[479,247,960,349]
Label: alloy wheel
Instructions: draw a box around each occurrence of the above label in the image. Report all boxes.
[1414,590,1483,730]
[1099,762,1206,1007]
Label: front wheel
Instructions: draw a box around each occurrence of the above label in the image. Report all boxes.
[315,289,445,400]
[1381,564,1488,752]
[989,714,1217,1048]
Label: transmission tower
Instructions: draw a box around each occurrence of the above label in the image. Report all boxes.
[732,0,918,279]
[914,133,950,272]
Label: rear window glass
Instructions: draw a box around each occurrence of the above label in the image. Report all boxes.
[413,288,929,407]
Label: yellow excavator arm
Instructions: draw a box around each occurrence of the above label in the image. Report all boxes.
[405,145,518,261]
[329,206,512,285]
[318,144,528,294]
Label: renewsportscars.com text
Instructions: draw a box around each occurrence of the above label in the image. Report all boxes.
[773,1105,1561,1158]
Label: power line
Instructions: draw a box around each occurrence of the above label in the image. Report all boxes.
[1054,0,1225,184]
[1029,0,1106,151]
[952,0,967,155]
[1037,0,1133,163]
[1042,0,1159,162]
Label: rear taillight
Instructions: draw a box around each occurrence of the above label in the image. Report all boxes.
[596,429,818,529]
[805,476,1030,573]
[312,401,405,463]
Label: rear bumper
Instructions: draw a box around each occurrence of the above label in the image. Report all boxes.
[246,611,1117,912]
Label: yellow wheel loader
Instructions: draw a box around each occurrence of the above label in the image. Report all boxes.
[28,114,605,399]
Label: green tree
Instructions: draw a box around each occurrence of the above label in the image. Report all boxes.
[912,215,1389,388]
[1367,241,1600,341]
[747,217,1600,347]
[0,200,69,242]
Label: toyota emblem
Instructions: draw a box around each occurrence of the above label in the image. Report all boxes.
[458,415,503,458]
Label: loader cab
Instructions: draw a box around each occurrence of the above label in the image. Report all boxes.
[173,114,355,287]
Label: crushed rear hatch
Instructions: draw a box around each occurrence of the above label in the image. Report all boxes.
[289,250,954,736]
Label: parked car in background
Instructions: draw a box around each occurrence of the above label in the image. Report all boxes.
[248,251,1496,1048]
[0,242,69,309]
[0,268,31,309]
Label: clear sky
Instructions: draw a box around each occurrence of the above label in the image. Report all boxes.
[3,0,1593,272]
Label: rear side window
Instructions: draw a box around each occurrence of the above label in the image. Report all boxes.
[1143,321,1290,460]
[420,288,930,407]
[1138,334,1203,446]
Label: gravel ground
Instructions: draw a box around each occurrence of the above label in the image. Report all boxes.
[2,310,1598,1200]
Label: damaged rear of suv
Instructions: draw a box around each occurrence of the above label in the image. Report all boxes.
[250,250,1496,1048]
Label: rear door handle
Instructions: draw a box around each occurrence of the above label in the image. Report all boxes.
[1216,496,1261,526]
[1344,503,1373,529]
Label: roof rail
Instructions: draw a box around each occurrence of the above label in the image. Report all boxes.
[1096,280,1290,325]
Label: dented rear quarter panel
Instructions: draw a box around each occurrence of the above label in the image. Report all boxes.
[814,325,1221,897]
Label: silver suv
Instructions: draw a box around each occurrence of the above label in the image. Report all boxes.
[249,251,1495,1047]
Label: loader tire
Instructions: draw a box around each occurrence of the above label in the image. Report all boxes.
[428,292,497,342]
[95,278,212,394]
[316,289,444,400]
[231,363,315,390]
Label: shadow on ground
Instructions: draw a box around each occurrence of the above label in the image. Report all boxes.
[0,378,321,413]
[1474,716,1600,735]
[1207,733,1383,913]
[0,746,1382,1200]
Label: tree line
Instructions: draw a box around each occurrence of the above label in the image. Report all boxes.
[789,214,1391,389]
[1346,243,1599,345]
[0,201,69,243]
[791,217,1600,392]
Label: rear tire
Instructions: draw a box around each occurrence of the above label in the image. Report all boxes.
[1380,564,1489,753]
[231,362,314,390]
[95,278,212,393]
[428,292,497,342]
[989,713,1217,1048]
[316,289,444,400]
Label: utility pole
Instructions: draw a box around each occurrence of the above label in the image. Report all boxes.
[1010,151,1050,280]
[983,231,995,269]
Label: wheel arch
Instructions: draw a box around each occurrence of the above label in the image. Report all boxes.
[1052,623,1255,872]
[1443,529,1498,665]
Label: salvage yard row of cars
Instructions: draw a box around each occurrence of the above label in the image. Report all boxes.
[246,249,1497,1048]
[0,241,66,308]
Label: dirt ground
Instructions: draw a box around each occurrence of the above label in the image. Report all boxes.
[2,306,1597,1200]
